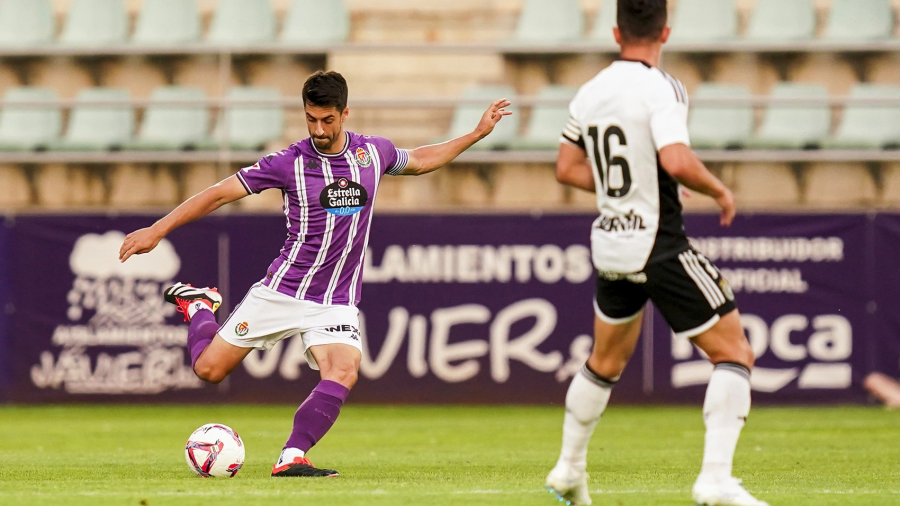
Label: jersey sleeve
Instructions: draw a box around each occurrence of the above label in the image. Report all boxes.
[235,149,292,194]
[371,136,410,176]
[649,78,691,150]
[560,101,586,150]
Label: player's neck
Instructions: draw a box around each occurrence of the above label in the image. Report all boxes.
[618,44,662,68]
[320,130,348,154]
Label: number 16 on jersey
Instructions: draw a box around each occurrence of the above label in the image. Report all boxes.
[588,125,632,199]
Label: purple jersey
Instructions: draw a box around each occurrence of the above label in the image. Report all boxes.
[236,131,408,306]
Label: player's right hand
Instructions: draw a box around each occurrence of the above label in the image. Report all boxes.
[119,227,163,263]
[716,189,736,227]
[473,99,513,139]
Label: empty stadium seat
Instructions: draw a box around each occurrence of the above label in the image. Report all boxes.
[750,83,830,149]
[441,85,519,151]
[746,0,815,41]
[60,0,128,46]
[200,87,284,150]
[281,0,349,45]
[52,88,134,151]
[826,85,900,149]
[130,87,209,150]
[514,0,584,43]
[207,0,276,46]
[824,0,894,40]
[688,84,753,149]
[0,0,54,47]
[510,86,576,150]
[0,87,61,151]
[133,0,201,45]
[590,0,617,43]
[669,0,737,42]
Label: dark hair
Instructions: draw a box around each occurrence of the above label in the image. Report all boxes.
[617,0,668,43]
[302,70,349,111]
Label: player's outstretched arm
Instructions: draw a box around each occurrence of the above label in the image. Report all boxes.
[659,143,736,226]
[556,142,596,192]
[118,175,248,262]
[398,99,512,176]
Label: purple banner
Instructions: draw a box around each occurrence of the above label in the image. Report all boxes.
[4,213,893,404]
[0,217,11,398]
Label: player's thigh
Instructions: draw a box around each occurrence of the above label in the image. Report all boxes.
[589,273,649,378]
[308,343,363,386]
[691,309,754,369]
[194,335,253,381]
[217,283,303,357]
[300,303,363,385]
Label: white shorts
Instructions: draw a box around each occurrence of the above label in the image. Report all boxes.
[218,283,362,370]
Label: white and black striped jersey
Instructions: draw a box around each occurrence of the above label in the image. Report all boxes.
[562,59,692,274]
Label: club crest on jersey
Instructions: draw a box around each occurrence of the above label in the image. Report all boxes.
[355,147,372,167]
[235,322,249,337]
[320,177,368,216]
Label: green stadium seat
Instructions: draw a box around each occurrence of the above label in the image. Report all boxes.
[440,86,519,151]
[281,0,349,45]
[200,87,284,151]
[688,84,753,149]
[669,0,737,42]
[0,87,61,151]
[514,0,584,43]
[510,86,576,150]
[60,0,128,46]
[749,83,830,149]
[129,87,209,150]
[207,0,276,46]
[51,88,133,151]
[826,85,900,149]
[0,0,54,47]
[824,0,894,40]
[589,0,617,43]
[747,0,815,41]
[133,0,201,45]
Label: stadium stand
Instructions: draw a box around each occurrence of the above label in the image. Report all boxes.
[668,0,737,42]
[514,0,584,43]
[826,85,900,149]
[0,0,54,47]
[281,0,350,45]
[207,0,276,46]
[746,0,815,42]
[51,87,133,151]
[133,0,202,46]
[687,84,753,149]
[0,87,61,151]
[129,87,209,150]
[749,83,830,149]
[200,86,284,151]
[510,86,576,150]
[590,0,617,43]
[824,0,894,41]
[60,0,129,47]
[440,85,519,151]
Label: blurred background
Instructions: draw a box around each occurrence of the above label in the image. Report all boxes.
[1,0,900,406]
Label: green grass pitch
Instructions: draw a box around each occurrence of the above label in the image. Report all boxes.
[0,405,897,505]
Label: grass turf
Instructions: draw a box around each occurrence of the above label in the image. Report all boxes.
[0,405,896,505]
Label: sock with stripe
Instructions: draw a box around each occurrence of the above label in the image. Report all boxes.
[187,308,218,369]
[697,362,752,484]
[284,380,350,455]
[555,365,616,475]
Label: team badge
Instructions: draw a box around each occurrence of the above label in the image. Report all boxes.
[235,322,249,337]
[320,177,369,216]
[719,278,735,301]
[355,147,372,167]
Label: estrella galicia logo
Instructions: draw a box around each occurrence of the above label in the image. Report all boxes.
[320,178,368,216]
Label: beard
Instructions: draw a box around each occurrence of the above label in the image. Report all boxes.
[312,132,339,151]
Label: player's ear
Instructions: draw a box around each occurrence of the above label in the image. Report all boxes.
[659,26,671,44]
[613,27,622,45]
[341,107,350,122]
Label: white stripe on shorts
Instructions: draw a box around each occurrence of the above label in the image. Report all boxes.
[679,251,725,309]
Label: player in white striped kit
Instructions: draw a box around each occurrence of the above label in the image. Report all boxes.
[544,1,766,505]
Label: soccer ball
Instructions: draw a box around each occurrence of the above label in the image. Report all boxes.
[184,423,245,477]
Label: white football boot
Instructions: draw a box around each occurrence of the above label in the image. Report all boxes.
[693,477,769,506]
[545,465,592,506]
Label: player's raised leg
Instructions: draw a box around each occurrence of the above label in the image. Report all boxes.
[690,310,767,506]
[272,342,361,478]
[546,310,644,506]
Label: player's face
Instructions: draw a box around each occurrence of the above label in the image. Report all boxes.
[305,105,349,151]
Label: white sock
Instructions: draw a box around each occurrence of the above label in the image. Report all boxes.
[556,365,614,475]
[698,363,751,484]
[187,301,211,319]
[277,447,305,465]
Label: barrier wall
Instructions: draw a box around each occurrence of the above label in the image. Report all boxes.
[2,213,896,404]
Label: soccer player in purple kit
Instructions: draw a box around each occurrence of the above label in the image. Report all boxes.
[118,71,512,477]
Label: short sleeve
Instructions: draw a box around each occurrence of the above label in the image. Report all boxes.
[235,150,291,194]
[650,77,691,150]
[370,136,409,176]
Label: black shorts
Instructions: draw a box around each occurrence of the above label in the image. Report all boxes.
[594,248,737,338]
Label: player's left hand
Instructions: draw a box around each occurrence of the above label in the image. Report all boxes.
[119,227,163,263]
[474,99,513,139]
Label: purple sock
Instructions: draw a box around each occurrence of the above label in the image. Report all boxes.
[285,380,350,453]
[187,309,218,368]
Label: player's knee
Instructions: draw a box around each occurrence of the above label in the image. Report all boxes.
[708,340,755,370]
[194,362,227,384]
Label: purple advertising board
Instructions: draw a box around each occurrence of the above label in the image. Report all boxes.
[0,216,11,398]
[3,212,895,404]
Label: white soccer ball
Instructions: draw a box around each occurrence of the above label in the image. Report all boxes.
[184,423,245,478]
